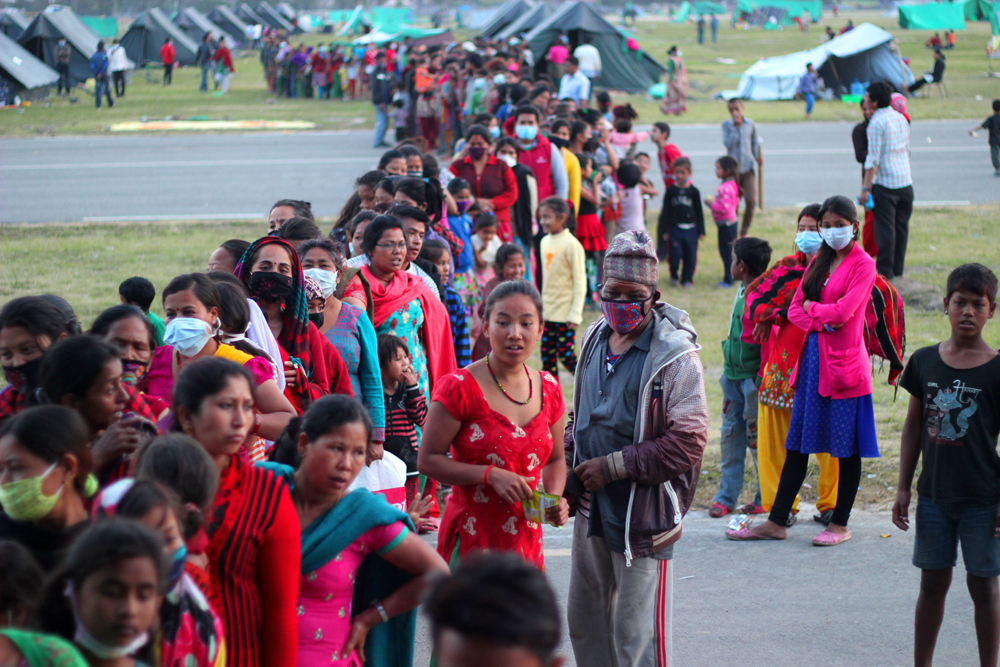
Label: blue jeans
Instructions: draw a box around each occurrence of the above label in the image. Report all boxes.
[914,496,1000,577]
[94,76,112,108]
[713,375,761,509]
[200,63,210,92]
[374,105,388,146]
[805,92,815,115]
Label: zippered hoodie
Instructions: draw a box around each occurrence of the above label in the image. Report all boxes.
[567,302,708,563]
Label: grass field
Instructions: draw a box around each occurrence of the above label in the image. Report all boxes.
[1,9,997,138]
[3,204,998,508]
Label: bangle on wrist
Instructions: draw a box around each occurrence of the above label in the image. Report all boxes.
[484,464,495,485]
[371,601,389,624]
[252,412,261,435]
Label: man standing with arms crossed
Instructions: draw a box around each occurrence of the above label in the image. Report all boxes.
[721,99,763,237]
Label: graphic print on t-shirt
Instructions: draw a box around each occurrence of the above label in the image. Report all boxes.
[924,379,983,444]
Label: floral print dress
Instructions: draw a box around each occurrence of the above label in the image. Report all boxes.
[375,299,429,403]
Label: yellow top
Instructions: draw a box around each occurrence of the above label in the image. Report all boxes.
[540,228,587,325]
[562,147,581,216]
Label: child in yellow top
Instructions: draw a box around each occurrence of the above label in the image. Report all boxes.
[538,196,587,376]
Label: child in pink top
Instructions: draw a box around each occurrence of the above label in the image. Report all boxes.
[608,104,648,159]
[705,155,741,286]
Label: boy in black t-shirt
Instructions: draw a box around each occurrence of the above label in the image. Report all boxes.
[970,99,1000,176]
[893,263,1000,667]
[658,157,705,288]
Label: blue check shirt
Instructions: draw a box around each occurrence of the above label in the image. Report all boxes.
[865,107,912,189]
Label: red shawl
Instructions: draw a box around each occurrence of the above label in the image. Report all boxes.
[363,265,457,392]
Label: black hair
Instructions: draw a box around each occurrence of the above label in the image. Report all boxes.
[569,120,589,146]
[465,123,493,145]
[205,275,272,362]
[550,118,571,136]
[162,274,222,319]
[270,199,314,222]
[508,83,527,105]
[39,336,119,405]
[398,144,422,160]
[0,540,44,625]
[360,214,405,257]
[348,210,379,247]
[802,195,860,302]
[391,204,430,227]
[394,178,444,225]
[375,178,396,196]
[493,242,524,275]
[672,156,692,171]
[421,153,441,179]
[113,480,187,538]
[732,237,773,279]
[274,216,323,243]
[419,238,449,264]
[171,357,254,431]
[472,113,494,126]
[797,203,822,223]
[528,85,550,102]
[218,239,251,268]
[377,333,409,368]
[653,121,671,137]
[90,304,156,354]
[993,99,1000,112]
[514,104,542,122]
[301,394,373,445]
[0,296,68,345]
[495,136,521,156]
[447,177,471,195]
[336,171,386,229]
[946,263,998,304]
[37,295,81,336]
[133,433,220,537]
[565,55,578,67]
[617,162,642,189]
[867,81,892,109]
[0,406,92,496]
[538,196,576,233]
[119,277,156,312]
[553,103,574,118]
[427,553,560,663]
[596,90,611,112]
[378,150,405,170]
[483,278,543,322]
[474,212,499,232]
[716,155,739,180]
[576,152,591,171]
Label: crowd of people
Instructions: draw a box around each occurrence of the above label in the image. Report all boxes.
[4,29,1000,667]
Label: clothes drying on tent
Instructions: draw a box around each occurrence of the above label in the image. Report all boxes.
[18,7,132,85]
[0,9,30,40]
[497,4,551,41]
[727,22,914,100]
[175,8,238,48]
[524,0,667,93]
[120,8,198,66]
[898,3,967,29]
[479,0,533,39]
[208,6,250,40]
[256,2,298,33]
[0,30,59,101]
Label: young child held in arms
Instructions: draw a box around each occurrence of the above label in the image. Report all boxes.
[705,156,741,288]
[710,237,772,518]
[659,157,705,288]
[893,263,1000,667]
[608,104,647,159]
[538,197,587,377]
[471,213,501,284]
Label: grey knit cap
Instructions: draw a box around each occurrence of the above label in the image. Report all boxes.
[603,230,659,286]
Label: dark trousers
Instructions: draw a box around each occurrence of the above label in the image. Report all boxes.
[94,76,113,108]
[541,321,577,376]
[112,70,125,97]
[163,63,172,84]
[872,183,914,278]
[56,62,71,95]
[717,221,738,284]
[668,225,699,284]
[736,170,756,236]
[990,143,1000,170]
[769,450,862,527]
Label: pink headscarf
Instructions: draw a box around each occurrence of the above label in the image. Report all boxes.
[890,93,910,122]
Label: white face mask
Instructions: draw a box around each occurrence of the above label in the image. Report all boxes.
[498,154,517,168]
[65,582,151,660]
[819,226,855,251]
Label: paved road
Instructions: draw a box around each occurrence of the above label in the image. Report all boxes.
[414,505,981,667]
[1,120,995,224]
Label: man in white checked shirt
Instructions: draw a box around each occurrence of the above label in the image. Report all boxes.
[861,81,914,280]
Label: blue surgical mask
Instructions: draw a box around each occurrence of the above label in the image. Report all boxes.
[819,226,854,251]
[794,231,823,255]
[167,543,188,586]
[489,125,501,138]
[516,125,538,142]
[493,73,506,84]
[164,317,213,357]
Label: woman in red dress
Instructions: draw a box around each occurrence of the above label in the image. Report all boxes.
[418,280,569,569]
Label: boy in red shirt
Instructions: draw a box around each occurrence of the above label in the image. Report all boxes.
[160,37,175,85]
[652,121,683,259]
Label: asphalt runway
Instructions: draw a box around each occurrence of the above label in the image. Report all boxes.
[415,506,982,667]
[1,119,995,224]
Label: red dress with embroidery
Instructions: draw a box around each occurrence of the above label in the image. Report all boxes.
[433,368,564,569]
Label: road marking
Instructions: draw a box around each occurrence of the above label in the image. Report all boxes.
[82,213,262,222]
[0,156,377,171]
[543,548,572,557]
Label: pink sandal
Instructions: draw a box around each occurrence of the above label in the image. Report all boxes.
[812,530,851,546]
[725,527,781,541]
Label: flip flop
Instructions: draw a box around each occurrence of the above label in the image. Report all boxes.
[740,503,766,515]
[812,530,851,546]
[725,527,782,541]
[709,502,730,518]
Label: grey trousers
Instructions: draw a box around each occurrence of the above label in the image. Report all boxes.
[568,514,674,667]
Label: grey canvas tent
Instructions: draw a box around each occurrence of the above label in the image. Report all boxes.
[238,4,267,27]
[0,9,30,40]
[208,6,249,40]
[175,7,238,47]
[18,7,131,86]
[276,2,296,21]
[256,2,298,32]
[525,1,668,93]
[121,8,198,66]
[480,0,533,39]
[497,3,551,41]
[0,30,58,101]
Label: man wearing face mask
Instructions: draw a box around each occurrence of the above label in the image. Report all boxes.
[513,105,568,204]
[55,38,72,96]
[565,231,708,667]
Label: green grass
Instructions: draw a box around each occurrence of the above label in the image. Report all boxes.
[1,9,994,138]
[2,204,998,508]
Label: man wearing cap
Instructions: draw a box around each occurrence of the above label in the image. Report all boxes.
[565,230,707,667]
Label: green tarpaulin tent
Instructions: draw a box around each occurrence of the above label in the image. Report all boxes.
[371,7,412,33]
[964,0,993,19]
[736,0,821,22]
[694,1,727,15]
[898,3,967,29]
[80,16,117,38]
[672,1,691,22]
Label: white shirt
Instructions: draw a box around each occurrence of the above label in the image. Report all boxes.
[245,298,285,390]
[573,44,602,77]
[108,45,128,72]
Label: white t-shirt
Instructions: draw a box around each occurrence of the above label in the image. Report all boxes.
[616,186,645,234]
[573,44,602,77]
[472,235,502,265]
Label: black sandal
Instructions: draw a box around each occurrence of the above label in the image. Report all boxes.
[813,509,833,526]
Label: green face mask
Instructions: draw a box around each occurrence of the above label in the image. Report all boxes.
[0,463,62,522]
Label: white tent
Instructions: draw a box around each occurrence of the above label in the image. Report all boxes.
[728,22,914,100]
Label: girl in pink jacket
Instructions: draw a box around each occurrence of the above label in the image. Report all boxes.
[705,156,740,287]
[726,195,878,547]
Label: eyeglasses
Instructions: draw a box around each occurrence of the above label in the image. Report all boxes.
[375,242,407,251]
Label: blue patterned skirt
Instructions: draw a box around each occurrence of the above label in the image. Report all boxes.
[785,333,880,458]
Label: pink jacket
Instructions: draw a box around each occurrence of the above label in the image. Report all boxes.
[709,180,739,223]
[787,242,876,399]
